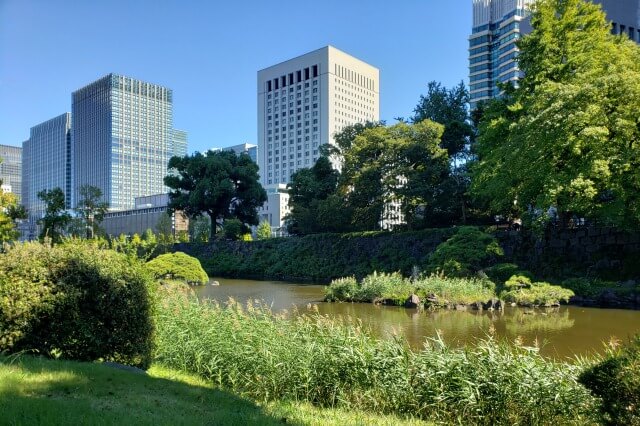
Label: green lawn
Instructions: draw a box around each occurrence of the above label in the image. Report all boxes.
[0,355,427,426]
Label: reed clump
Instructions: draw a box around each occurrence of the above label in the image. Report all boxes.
[155,290,597,425]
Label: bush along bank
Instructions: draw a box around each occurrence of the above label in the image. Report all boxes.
[154,288,598,425]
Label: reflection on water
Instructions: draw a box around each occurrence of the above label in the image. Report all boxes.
[195,277,640,359]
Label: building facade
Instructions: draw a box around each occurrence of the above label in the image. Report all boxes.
[469,0,640,109]
[211,143,258,163]
[101,193,188,237]
[22,113,72,220]
[0,144,22,203]
[257,46,380,231]
[72,74,173,211]
[171,129,188,159]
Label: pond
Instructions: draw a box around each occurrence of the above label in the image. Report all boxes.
[194,277,640,359]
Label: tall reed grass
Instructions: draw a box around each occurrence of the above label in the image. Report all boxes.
[325,272,495,306]
[154,290,597,424]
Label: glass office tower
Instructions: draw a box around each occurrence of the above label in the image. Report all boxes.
[72,74,173,211]
[22,113,72,219]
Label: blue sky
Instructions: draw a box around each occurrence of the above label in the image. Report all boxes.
[0,0,471,154]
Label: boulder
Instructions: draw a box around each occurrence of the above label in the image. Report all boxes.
[405,294,421,309]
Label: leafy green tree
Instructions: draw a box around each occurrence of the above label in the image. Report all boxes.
[37,188,71,244]
[412,81,474,157]
[222,218,243,240]
[286,156,344,235]
[472,0,640,228]
[256,220,272,240]
[75,184,109,238]
[0,192,20,243]
[165,151,267,240]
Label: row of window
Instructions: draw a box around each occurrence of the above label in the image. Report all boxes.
[266,65,319,92]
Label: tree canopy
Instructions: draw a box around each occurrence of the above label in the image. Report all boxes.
[165,150,267,240]
[412,81,474,157]
[471,0,640,228]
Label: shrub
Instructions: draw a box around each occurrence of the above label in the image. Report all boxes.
[579,336,640,425]
[0,241,155,368]
[324,277,358,302]
[154,291,597,424]
[484,263,532,286]
[146,252,209,285]
[501,275,574,307]
[427,227,503,277]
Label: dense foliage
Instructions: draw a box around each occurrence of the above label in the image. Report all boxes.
[472,0,640,228]
[0,242,155,368]
[182,228,455,282]
[146,252,209,285]
[155,290,597,424]
[426,227,503,276]
[579,336,640,425]
[165,150,267,240]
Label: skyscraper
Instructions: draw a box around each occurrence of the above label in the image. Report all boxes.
[72,73,173,211]
[257,46,379,187]
[256,46,380,231]
[469,0,640,109]
[469,0,535,109]
[22,113,72,219]
[0,144,22,203]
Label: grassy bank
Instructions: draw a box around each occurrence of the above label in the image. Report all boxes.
[154,290,597,425]
[0,355,427,426]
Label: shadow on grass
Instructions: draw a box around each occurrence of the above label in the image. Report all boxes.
[0,355,291,426]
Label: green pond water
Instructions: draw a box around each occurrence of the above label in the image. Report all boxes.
[194,277,640,359]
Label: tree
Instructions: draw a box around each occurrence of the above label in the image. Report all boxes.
[286,156,345,235]
[0,191,19,243]
[75,185,109,238]
[37,188,70,243]
[412,81,474,157]
[165,150,267,240]
[256,220,272,240]
[189,216,210,242]
[472,0,640,228]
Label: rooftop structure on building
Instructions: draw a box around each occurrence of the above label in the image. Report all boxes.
[211,143,258,164]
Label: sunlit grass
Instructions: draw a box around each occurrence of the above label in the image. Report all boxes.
[0,355,427,425]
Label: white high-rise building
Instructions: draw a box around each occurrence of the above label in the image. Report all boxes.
[257,46,380,231]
